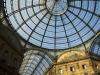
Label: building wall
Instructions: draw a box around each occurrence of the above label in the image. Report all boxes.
[46,51,100,75]
[0,22,23,75]
[91,59,100,74]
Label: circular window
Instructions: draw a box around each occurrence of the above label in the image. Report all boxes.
[46,0,68,15]
[4,0,100,50]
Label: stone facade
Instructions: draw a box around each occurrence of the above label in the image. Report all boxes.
[46,50,100,75]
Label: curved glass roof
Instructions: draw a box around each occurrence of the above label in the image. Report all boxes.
[91,35,100,56]
[4,0,100,50]
[19,50,53,75]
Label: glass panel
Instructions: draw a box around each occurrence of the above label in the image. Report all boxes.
[91,35,100,56]
[19,50,53,75]
[4,0,100,50]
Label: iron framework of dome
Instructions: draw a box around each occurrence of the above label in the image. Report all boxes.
[91,35,100,56]
[3,0,100,50]
[19,50,53,75]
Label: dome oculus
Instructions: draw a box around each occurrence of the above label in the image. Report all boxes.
[46,0,68,15]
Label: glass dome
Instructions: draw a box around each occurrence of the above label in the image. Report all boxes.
[19,50,53,75]
[91,35,100,56]
[4,0,100,50]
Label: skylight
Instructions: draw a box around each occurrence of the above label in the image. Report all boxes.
[4,0,100,50]
[91,35,100,56]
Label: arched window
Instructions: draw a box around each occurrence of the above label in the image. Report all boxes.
[19,50,53,75]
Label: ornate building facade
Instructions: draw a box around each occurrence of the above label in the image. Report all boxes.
[46,50,100,75]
